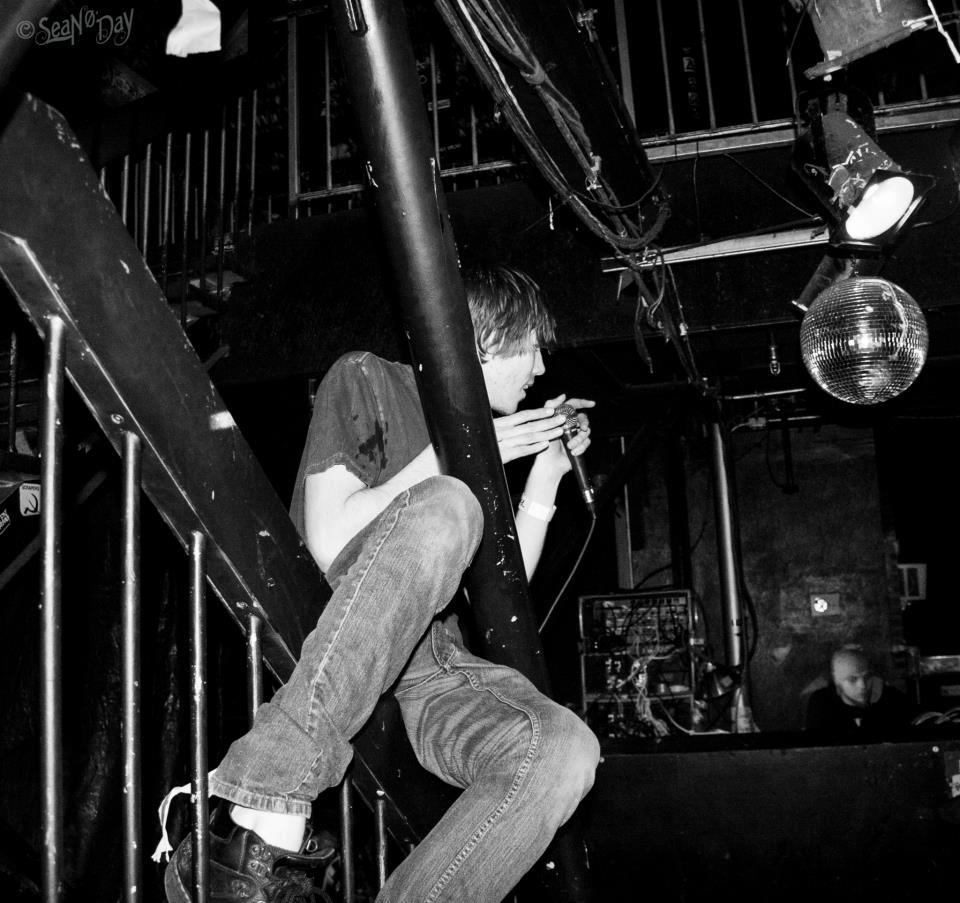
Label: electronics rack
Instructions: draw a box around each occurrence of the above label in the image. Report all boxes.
[578,589,697,738]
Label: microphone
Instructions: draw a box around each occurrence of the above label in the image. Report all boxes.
[555,403,596,516]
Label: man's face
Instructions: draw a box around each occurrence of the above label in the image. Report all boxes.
[481,330,546,414]
[833,656,873,707]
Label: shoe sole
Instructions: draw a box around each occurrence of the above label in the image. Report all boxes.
[163,858,191,903]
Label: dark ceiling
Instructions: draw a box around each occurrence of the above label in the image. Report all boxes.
[6,0,960,434]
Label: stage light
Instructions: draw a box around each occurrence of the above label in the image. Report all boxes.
[793,96,934,249]
[794,0,929,79]
[799,277,928,405]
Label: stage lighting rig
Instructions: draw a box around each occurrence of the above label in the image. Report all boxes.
[792,90,934,251]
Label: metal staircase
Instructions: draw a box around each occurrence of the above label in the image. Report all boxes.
[0,91,450,902]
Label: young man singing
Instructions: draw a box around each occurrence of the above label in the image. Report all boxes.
[164,265,600,903]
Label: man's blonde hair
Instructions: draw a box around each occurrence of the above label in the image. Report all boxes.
[463,266,557,360]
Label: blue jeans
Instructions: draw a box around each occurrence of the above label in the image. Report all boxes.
[210,475,599,902]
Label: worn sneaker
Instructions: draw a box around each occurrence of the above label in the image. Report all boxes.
[164,804,336,902]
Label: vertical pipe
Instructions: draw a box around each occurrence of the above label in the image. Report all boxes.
[142,143,152,258]
[121,154,131,227]
[217,107,227,298]
[429,43,441,168]
[695,0,716,130]
[339,779,355,903]
[198,129,210,296]
[40,315,65,903]
[248,89,258,236]
[180,133,192,329]
[246,613,263,725]
[287,14,301,216]
[121,431,142,903]
[189,531,209,903]
[613,436,634,590]
[736,0,758,124]
[7,329,18,452]
[613,0,636,126]
[469,105,478,169]
[233,96,243,251]
[655,0,676,135]
[375,790,388,890]
[133,158,141,250]
[709,419,742,669]
[160,133,173,296]
[324,27,334,191]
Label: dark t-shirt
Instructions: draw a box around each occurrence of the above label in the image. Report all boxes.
[289,352,430,555]
[805,683,913,737]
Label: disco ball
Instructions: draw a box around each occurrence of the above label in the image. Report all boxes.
[799,277,928,405]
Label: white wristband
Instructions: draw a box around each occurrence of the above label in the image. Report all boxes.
[518,496,556,523]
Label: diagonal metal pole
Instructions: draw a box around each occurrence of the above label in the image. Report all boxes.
[330,0,544,682]
[329,2,592,899]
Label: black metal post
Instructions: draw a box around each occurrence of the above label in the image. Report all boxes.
[121,431,142,903]
[330,0,545,685]
[246,613,263,724]
[217,107,226,298]
[375,790,388,890]
[40,315,64,903]
[180,133,192,330]
[190,531,210,903]
[329,4,592,899]
[709,413,756,732]
[710,418,742,670]
[7,329,18,452]
[340,779,356,903]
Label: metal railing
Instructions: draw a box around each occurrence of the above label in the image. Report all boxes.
[96,92,261,324]
[33,313,393,902]
[90,3,960,308]
[605,0,960,159]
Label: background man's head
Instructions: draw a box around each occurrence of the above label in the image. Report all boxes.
[830,649,874,707]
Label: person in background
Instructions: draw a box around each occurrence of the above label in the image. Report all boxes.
[805,647,914,736]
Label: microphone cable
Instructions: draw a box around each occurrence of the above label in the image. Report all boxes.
[538,509,597,633]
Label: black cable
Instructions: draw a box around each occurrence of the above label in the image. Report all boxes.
[538,513,597,633]
[721,152,819,220]
[784,0,813,69]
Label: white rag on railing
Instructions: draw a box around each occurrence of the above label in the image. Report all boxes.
[166,0,222,58]
[150,770,220,863]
